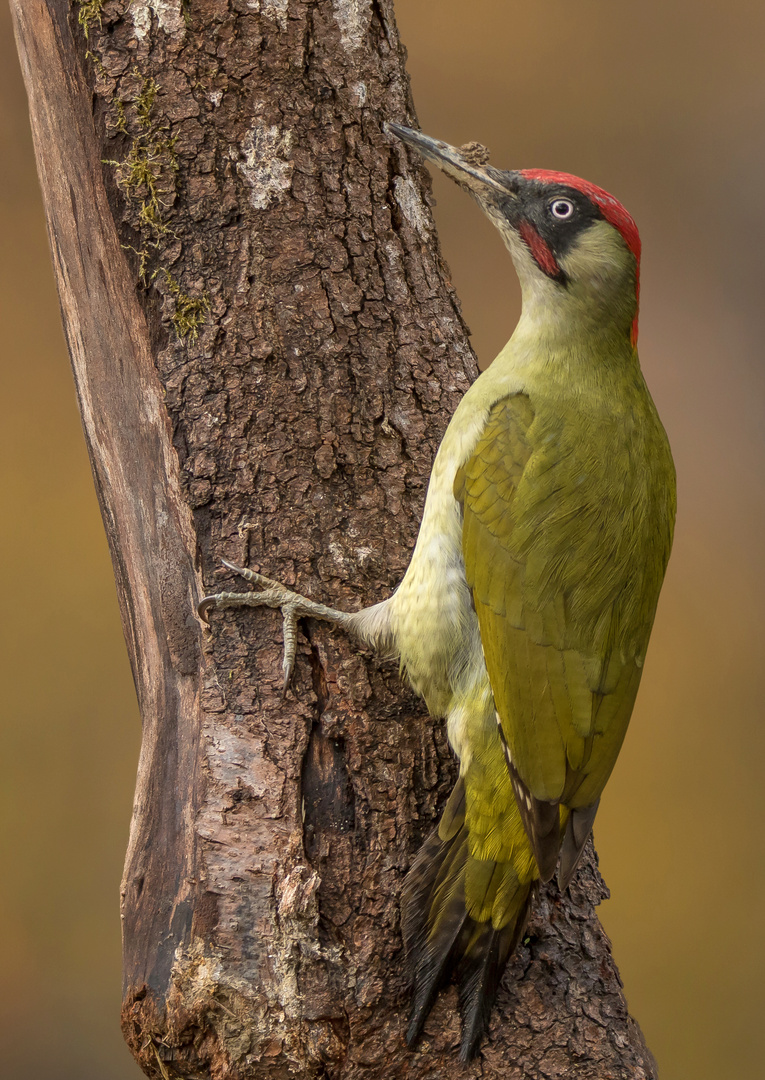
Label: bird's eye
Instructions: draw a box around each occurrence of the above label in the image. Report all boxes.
[549,198,575,220]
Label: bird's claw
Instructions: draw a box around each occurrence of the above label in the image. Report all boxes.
[198,559,310,691]
[199,558,352,693]
[197,593,219,624]
[280,603,298,695]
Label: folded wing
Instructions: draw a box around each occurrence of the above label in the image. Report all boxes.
[455,393,649,883]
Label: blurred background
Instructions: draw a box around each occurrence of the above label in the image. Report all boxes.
[2,2,763,1077]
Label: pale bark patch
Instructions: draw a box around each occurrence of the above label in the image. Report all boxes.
[246,0,289,30]
[130,0,186,41]
[332,0,373,52]
[238,124,294,210]
[394,175,431,238]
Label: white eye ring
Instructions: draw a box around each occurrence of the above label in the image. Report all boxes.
[550,198,574,219]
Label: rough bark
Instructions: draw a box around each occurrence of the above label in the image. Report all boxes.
[12,2,658,1077]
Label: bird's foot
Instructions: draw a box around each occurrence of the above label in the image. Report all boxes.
[198,558,351,693]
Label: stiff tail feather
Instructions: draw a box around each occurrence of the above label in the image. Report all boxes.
[401,778,534,1060]
[557,799,599,891]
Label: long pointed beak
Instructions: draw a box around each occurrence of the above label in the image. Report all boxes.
[386,123,520,202]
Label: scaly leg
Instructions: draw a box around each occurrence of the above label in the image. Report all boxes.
[199,559,357,693]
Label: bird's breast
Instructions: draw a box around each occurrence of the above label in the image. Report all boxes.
[390,395,494,716]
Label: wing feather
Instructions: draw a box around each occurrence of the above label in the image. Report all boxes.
[456,392,664,874]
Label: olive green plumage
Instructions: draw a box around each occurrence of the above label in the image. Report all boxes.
[201,127,678,1061]
[389,129,676,1058]
[401,359,674,1055]
[456,379,675,879]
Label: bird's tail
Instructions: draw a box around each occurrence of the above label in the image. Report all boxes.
[401,775,536,1060]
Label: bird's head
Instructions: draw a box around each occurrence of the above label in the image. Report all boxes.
[388,124,641,347]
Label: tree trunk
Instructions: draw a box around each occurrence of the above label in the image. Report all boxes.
[12,2,658,1077]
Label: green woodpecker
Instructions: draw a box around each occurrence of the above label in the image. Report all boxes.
[200,125,676,1060]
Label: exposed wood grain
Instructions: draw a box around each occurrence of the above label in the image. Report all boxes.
[12,2,657,1077]
[11,0,206,1002]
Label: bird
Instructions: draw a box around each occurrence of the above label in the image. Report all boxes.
[199,124,676,1060]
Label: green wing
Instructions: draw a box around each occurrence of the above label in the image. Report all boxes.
[455,393,669,881]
